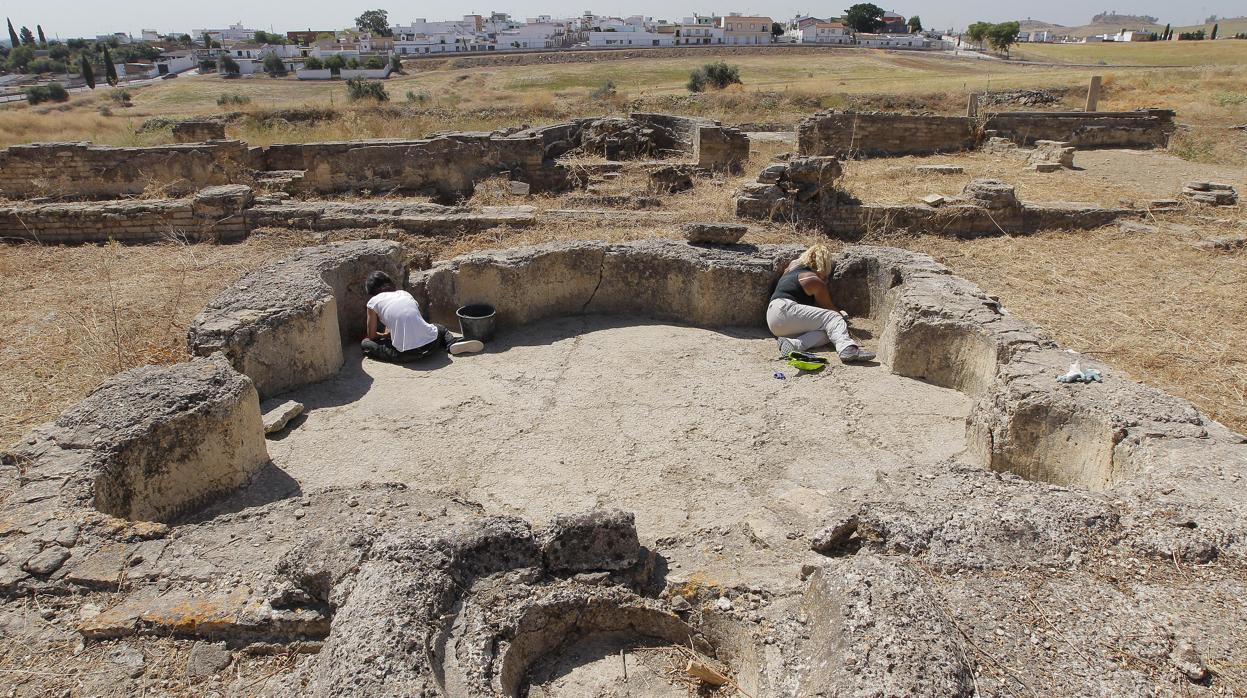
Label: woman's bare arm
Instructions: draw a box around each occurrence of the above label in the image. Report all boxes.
[798,273,842,313]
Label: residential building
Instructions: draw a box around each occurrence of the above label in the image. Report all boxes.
[672,23,725,44]
[141,29,161,42]
[498,22,564,49]
[193,23,257,43]
[880,11,908,33]
[720,14,773,45]
[588,30,673,47]
[789,21,851,44]
[856,33,935,48]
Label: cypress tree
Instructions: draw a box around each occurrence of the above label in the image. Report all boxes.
[102,44,118,86]
[80,55,95,89]
[19,25,35,46]
[37,24,46,48]
[1162,24,1170,40]
[6,18,19,48]
[1210,23,1218,40]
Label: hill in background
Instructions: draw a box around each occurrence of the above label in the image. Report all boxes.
[1018,14,1247,39]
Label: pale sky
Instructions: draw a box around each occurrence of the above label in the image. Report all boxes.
[8,0,1240,40]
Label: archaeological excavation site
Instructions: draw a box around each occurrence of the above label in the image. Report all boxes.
[1,94,1246,698]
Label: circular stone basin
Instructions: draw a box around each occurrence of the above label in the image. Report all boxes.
[522,633,703,697]
[268,315,971,583]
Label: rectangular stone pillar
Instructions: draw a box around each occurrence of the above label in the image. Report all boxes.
[1085,76,1102,112]
[967,93,980,118]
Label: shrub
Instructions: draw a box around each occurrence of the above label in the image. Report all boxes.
[24,85,50,104]
[46,82,68,102]
[98,105,113,116]
[346,57,360,69]
[591,80,617,99]
[216,93,251,106]
[390,55,402,72]
[347,77,388,102]
[405,90,429,103]
[364,56,384,69]
[110,89,132,105]
[219,54,240,77]
[199,59,217,72]
[324,55,346,74]
[688,62,741,92]
[304,56,324,70]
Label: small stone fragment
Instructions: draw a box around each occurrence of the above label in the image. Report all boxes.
[262,399,305,434]
[22,545,70,576]
[810,512,860,554]
[714,596,733,611]
[186,641,232,679]
[670,595,692,612]
[1170,640,1209,683]
[1117,220,1158,234]
[106,643,146,678]
[916,165,963,175]
[1030,162,1062,173]
[919,194,947,207]
[509,181,531,196]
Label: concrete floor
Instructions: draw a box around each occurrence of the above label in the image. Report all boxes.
[270,316,972,584]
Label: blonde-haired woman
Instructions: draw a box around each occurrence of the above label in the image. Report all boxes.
[766,244,875,363]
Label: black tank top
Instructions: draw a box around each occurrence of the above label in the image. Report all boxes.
[771,266,818,306]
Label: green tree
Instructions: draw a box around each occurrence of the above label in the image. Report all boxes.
[36,24,46,48]
[19,25,35,46]
[355,9,392,36]
[364,56,383,69]
[987,21,1020,55]
[203,33,212,50]
[263,53,286,75]
[5,44,33,71]
[220,53,240,76]
[6,18,19,48]
[843,3,886,33]
[966,21,992,46]
[304,56,324,69]
[772,22,784,36]
[324,54,346,74]
[102,44,118,86]
[80,55,95,88]
[1162,23,1171,40]
[48,43,69,60]
[1211,23,1218,40]
[389,54,402,72]
[907,16,923,32]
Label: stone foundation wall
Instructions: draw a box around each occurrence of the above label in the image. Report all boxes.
[187,240,407,398]
[0,141,254,198]
[694,125,751,171]
[0,185,254,244]
[797,109,1176,157]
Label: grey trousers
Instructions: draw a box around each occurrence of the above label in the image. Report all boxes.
[766,298,855,352]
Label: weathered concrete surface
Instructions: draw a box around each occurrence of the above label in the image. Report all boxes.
[187,240,406,398]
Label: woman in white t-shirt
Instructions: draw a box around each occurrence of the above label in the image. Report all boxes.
[361,271,483,362]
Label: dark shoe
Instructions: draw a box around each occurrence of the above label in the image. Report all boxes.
[777,337,799,359]
[448,339,484,355]
[838,345,876,363]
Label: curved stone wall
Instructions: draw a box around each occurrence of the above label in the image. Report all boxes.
[187,240,406,398]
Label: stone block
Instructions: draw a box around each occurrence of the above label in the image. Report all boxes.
[681,222,747,245]
[537,509,640,572]
[916,165,963,175]
[172,120,226,143]
[262,399,305,434]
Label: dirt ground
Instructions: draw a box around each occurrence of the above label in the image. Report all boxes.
[268,317,970,588]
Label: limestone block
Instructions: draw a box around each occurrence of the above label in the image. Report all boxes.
[962,179,1021,210]
[172,120,226,143]
[537,509,640,572]
[262,400,304,434]
[681,222,747,245]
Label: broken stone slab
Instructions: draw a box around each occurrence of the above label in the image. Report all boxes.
[186,641,232,678]
[681,222,747,245]
[919,194,947,207]
[757,163,788,184]
[648,165,695,194]
[261,399,304,434]
[1031,162,1062,173]
[192,184,254,219]
[1118,220,1159,234]
[1148,198,1181,210]
[508,181,531,196]
[1194,236,1247,252]
[22,545,71,576]
[537,509,640,572]
[916,165,964,175]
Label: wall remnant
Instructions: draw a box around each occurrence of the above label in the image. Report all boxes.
[172,120,226,143]
[797,109,1175,158]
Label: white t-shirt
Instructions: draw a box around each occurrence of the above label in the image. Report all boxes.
[366,290,439,352]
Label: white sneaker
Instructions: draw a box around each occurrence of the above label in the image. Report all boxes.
[448,339,484,355]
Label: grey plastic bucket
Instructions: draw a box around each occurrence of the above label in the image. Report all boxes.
[456,303,496,342]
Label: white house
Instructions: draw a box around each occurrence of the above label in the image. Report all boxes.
[393,32,493,54]
[588,30,674,47]
[499,23,565,49]
[194,23,257,43]
[856,33,929,48]
[673,23,725,44]
[789,21,852,44]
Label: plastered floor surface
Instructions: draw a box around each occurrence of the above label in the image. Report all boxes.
[269,315,971,587]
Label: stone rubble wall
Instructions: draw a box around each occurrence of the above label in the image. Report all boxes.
[0,141,255,199]
[735,160,1138,237]
[797,109,1176,157]
[187,240,407,398]
[0,184,254,244]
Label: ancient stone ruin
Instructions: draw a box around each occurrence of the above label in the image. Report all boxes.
[2,103,1244,695]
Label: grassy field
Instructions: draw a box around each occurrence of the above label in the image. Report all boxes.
[0,48,1185,147]
[1014,38,1247,65]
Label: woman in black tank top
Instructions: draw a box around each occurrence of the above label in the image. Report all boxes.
[765,245,876,363]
